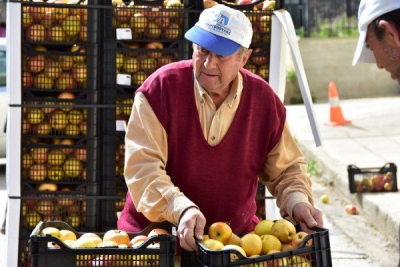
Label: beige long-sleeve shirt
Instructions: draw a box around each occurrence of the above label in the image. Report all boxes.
[124,72,314,226]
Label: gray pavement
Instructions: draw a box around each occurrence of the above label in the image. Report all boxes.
[286,96,400,251]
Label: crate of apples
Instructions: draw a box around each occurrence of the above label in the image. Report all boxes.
[195,219,332,267]
[30,220,177,267]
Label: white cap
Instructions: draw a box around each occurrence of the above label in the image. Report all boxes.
[352,0,400,66]
[184,4,253,56]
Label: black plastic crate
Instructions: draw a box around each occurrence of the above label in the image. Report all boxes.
[181,227,332,267]
[107,0,193,41]
[18,228,33,267]
[116,41,184,77]
[21,96,96,137]
[347,163,398,193]
[29,220,177,267]
[21,185,100,231]
[22,44,98,94]
[20,0,96,44]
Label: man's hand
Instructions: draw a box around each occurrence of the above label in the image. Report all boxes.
[292,202,323,233]
[178,207,206,251]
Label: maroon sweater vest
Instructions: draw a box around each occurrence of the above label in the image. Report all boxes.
[118,60,286,234]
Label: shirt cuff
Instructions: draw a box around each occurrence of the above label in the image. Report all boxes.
[168,195,199,225]
[286,192,312,219]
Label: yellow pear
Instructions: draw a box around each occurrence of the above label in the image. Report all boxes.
[72,238,96,248]
[240,233,262,257]
[270,219,296,244]
[290,255,311,267]
[41,227,61,239]
[59,229,77,242]
[227,233,242,246]
[260,234,282,254]
[222,244,247,260]
[201,239,224,251]
[254,219,274,236]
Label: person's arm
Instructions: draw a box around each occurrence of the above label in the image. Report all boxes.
[124,92,198,225]
[259,121,323,231]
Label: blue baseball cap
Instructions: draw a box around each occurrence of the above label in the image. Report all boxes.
[185,4,253,56]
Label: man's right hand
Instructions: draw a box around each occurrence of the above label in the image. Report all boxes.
[177,207,206,251]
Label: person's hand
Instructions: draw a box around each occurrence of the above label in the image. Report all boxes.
[292,202,323,233]
[177,207,206,252]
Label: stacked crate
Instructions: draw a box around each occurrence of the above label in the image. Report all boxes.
[100,0,195,230]
[8,0,103,265]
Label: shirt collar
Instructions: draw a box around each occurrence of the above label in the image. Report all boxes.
[194,72,243,108]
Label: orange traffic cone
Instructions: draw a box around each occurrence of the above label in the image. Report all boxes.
[324,81,351,126]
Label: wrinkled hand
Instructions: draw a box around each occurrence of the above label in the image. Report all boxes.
[178,207,206,252]
[292,202,323,233]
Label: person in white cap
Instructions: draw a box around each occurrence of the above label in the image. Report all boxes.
[353,0,400,84]
[118,4,323,253]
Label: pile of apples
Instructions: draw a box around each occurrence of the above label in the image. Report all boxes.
[22,185,87,229]
[115,41,180,87]
[112,0,184,40]
[40,226,171,266]
[23,0,88,43]
[22,108,87,182]
[353,172,394,193]
[200,219,313,266]
[24,44,88,91]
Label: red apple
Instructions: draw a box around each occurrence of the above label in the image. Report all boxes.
[26,24,46,42]
[39,8,55,29]
[163,23,181,40]
[29,164,48,181]
[345,204,357,215]
[27,5,46,21]
[55,72,77,90]
[154,12,170,29]
[71,61,87,83]
[27,54,45,73]
[128,235,149,247]
[208,222,232,245]
[139,57,158,74]
[114,3,132,23]
[46,25,66,42]
[145,42,164,58]
[292,231,312,249]
[103,230,130,246]
[44,59,62,79]
[33,73,54,89]
[130,13,148,33]
[23,71,34,88]
[145,22,162,38]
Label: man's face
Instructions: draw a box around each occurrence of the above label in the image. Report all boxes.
[366,22,400,84]
[192,44,251,94]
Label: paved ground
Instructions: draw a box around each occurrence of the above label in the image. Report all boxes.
[286,96,400,253]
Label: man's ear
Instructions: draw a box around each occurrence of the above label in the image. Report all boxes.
[379,20,400,47]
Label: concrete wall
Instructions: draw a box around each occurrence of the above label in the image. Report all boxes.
[290,38,399,103]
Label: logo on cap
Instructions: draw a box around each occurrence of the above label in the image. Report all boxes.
[205,12,231,38]
[214,13,229,25]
